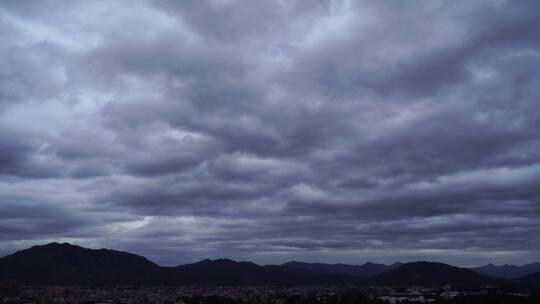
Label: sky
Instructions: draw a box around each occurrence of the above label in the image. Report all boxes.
[1,0,540,267]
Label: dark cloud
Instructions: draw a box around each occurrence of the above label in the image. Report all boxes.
[1,0,540,266]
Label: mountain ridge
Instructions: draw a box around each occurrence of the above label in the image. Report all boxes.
[469,262,540,279]
[1,243,538,287]
[0,243,366,286]
[282,261,402,277]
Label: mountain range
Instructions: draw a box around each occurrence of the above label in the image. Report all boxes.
[0,243,539,287]
[469,263,540,279]
[282,261,403,277]
[0,243,364,286]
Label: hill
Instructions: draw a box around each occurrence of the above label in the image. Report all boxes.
[515,271,540,285]
[0,242,165,285]
[470,263,540,279]
[282,261,402,277]
[375,261,494,287]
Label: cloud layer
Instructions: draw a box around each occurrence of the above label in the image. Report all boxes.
[1,0,540,266]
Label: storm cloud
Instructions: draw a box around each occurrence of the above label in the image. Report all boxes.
[1,0,540,266]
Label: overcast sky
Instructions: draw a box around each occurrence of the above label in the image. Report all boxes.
[1,0,540,267]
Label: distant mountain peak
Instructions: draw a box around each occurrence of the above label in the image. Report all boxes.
[44,241,74,246]
[32,242,72,249]
[214,258,236,263]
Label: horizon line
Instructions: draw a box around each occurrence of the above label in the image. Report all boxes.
[3,242,538,269]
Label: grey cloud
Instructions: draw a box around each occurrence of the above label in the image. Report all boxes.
[151,0,331,42]
[1,0,540,266]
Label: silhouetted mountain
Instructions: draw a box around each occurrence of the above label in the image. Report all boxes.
[0,243,367,286]
[173,259,368,285]
[0,242,165,285]
[514,271,540,285]
[282,261,402,277]
[7,243,531,287]
[470,263,540,279]
[375,261,494,287]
